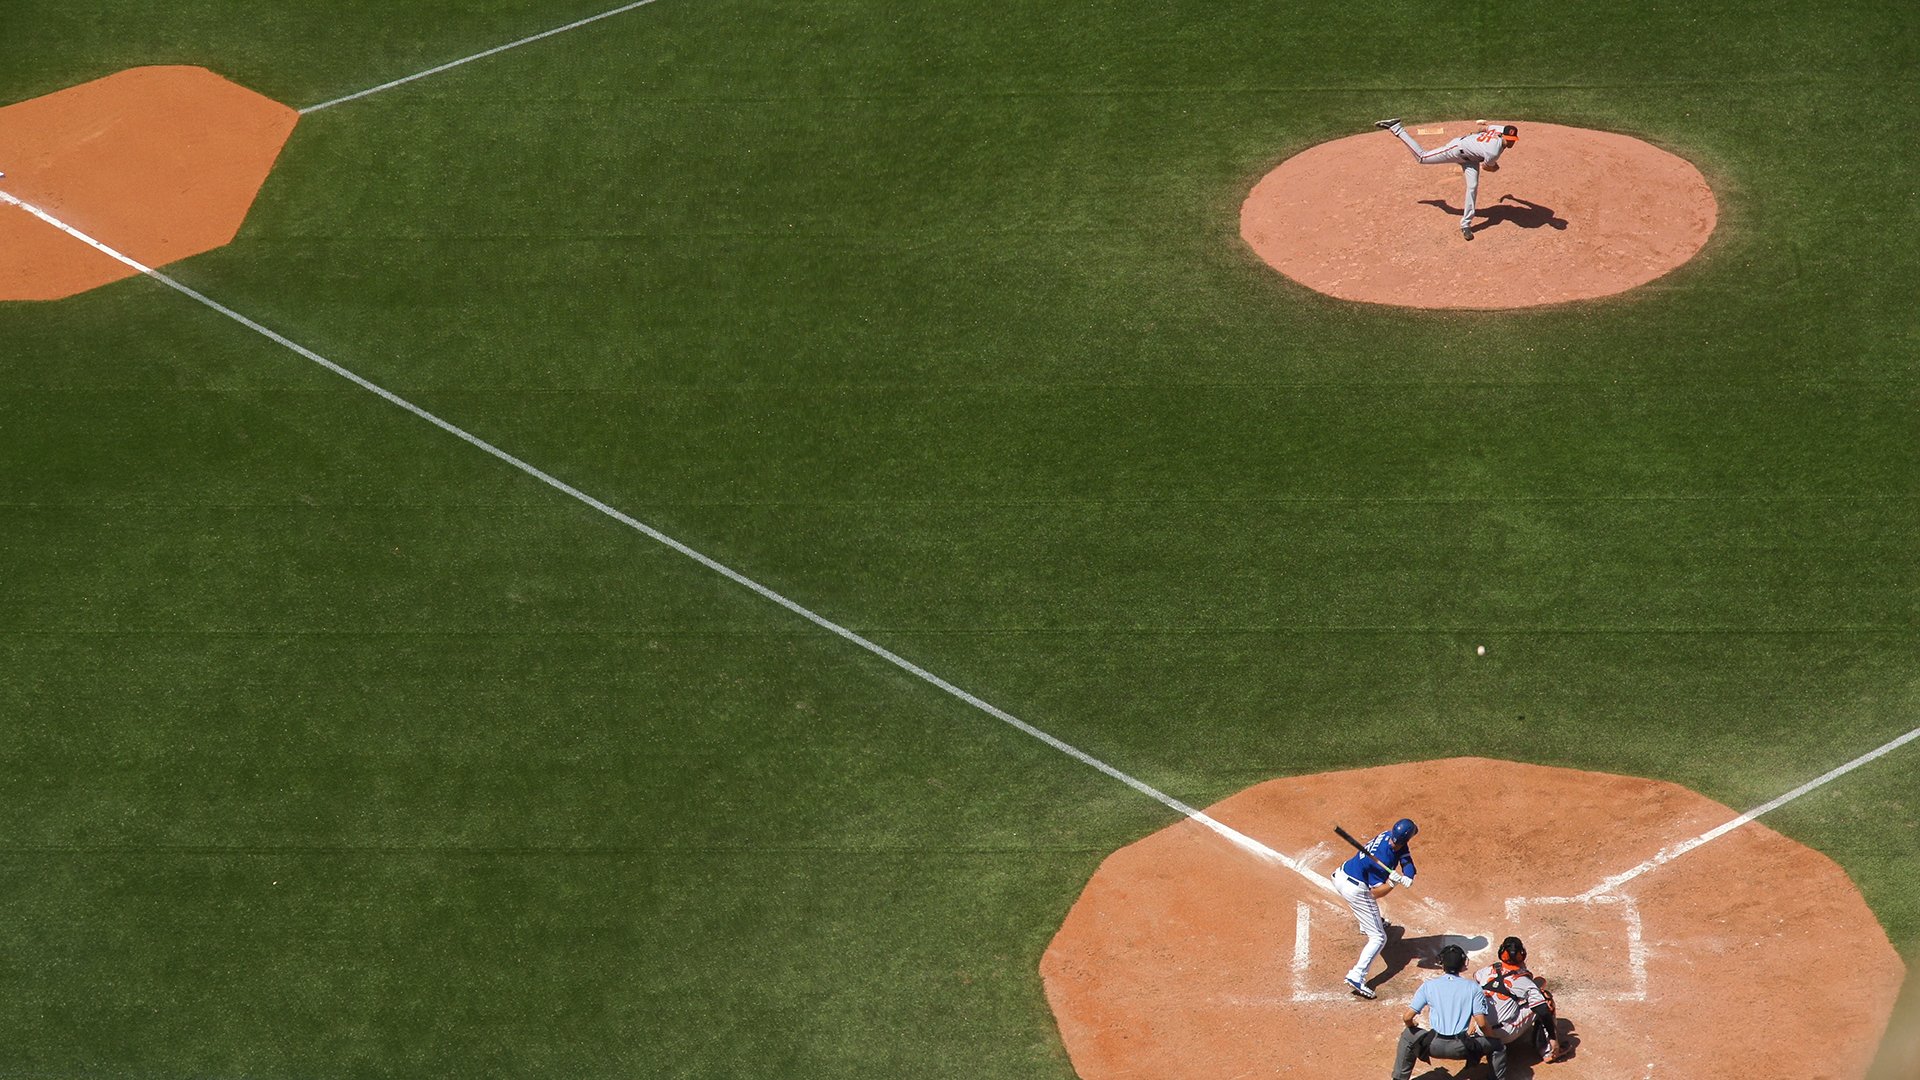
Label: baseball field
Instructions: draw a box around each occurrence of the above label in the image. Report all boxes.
[1,1,1915,1076]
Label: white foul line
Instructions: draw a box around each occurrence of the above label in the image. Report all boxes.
[1579,723,1920,900]
[0,189,1332,894]
[300,0,663,114]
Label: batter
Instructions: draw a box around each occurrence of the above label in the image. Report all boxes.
[1330,817,1418,998]
[1374,118,1520,240]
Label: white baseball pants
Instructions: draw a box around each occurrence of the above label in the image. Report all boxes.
[1332,870,1388,983]
[1390,127,1483,228]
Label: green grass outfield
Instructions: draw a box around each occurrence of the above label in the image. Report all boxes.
[1,1,1915,1075]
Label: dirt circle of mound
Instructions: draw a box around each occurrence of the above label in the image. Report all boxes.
[1240,122,1716,309]
[0,66,297,301]
[1041,758,1902,1079]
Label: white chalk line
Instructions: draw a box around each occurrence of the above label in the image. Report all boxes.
[1291,901,1313,979]
[1490,724,1920,1007]
[300,0,663,114]
[1578,723,1920,900]
[14,182,1910,1015]
[1290,752,1904,1010]
[15,3,1914,1040]
[0,188,1337,895]
[1504,894,1647,1003]
[1287,900,1498,1004]
[1289,902,1353,1002]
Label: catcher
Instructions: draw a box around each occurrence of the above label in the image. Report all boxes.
[1474,936,1564,1063]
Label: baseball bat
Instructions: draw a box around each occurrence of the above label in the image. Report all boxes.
[1334,824,1411,888]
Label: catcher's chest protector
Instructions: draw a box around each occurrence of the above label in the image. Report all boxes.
[1482,963,1529,1001]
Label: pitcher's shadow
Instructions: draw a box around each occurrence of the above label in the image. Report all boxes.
[1420,194,1569,235]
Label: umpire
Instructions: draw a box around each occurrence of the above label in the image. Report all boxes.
[1388,944,1506,1080]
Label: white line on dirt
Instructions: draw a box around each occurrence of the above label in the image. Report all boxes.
[1290,903,1353,1002]
[300,0,663,114]
[1292,896,1494,1003]
[0,188,1334,895]
[1578,723,1920,900]
[1292,902,1313,975]
[1504,894,1647,1002]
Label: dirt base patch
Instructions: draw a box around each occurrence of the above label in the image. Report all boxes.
[1041,758,1902,1079]
[0,66,297,301]
[1241,122,1716,309]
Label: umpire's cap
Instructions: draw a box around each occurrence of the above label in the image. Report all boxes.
[1439,944,1468,974]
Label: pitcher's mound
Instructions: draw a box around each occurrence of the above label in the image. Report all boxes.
[1041,758,1902,1079]
[1241,121,1716,309]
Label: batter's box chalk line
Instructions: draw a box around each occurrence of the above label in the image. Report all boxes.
[1286,894,1645,1004]
[1288,900,1492,1004]
[1504,893,1648,1003]
[1290,901,1360,1003]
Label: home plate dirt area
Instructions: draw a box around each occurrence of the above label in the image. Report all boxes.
[1041,758,1901,1079]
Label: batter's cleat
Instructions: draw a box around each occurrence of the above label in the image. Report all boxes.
[1374,118,1402,130]
[1345,977,1377,999]
[1460,222,1474,241]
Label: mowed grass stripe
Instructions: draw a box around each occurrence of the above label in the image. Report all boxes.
[0,0,1916,1075]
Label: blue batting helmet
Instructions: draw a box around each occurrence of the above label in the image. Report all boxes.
[1391,818,1419,844]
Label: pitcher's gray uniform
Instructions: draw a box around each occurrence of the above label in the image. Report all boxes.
[1374,119,1519,239]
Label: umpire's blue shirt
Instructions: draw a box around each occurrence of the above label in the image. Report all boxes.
[1410,973,1487,1038]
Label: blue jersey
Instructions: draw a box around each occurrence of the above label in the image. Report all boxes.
[1340,828,1415,887]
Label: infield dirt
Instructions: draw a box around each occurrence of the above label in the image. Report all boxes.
[0,66,296,300]
[1043,758,1901,1079]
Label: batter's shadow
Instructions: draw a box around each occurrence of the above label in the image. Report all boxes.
[1373,925,1490,986]
[1420,194,1569,235]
